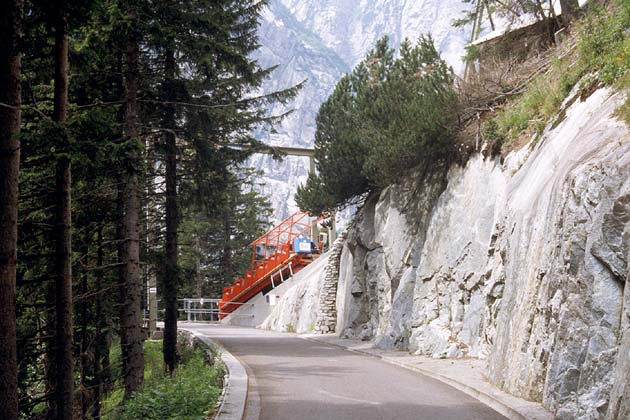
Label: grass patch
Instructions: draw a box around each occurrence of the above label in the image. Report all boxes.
[487,0,630,151]
[103,339,223,420]
[615,97,630,125]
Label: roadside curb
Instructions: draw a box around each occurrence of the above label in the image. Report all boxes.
[300,335,553,420]
[185,330,248,420]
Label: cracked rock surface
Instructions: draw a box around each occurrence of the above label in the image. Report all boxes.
[263,87,629,419]
[335,88,630,420]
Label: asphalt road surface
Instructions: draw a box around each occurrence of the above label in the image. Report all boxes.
[183,324,508,420]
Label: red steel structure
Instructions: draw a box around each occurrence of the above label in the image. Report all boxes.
[218,211,321,318]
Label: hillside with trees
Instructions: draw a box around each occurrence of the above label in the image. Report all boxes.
[0,1,292,419]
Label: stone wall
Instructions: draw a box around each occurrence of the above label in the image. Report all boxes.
[314,233,347,333]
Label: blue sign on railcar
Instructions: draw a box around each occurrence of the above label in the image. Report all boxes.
[293,237,313,254]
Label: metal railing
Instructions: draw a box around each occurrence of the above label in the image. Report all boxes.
[218,211,323,318]
[178,298,254,322]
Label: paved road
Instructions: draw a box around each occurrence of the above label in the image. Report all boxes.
[183,324,508,420]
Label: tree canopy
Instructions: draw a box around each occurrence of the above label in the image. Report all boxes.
[1,0,296,418]
[296,35,459,215]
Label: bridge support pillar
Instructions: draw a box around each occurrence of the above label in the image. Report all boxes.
[309,156,315,174]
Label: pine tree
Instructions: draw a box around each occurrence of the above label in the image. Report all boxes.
[119,0,145,398]
[49,1,74,418]
[145,0,301,370]
[297,36,458,214]
[0,2,23,420]
[10,0,300,414]
[361,36,458,187]
[179,169,273,298]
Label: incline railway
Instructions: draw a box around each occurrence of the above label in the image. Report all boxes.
[147,146,337,333]
[218,211,329,318]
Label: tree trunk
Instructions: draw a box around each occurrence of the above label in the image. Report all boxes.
[92,227,104,420]
[483,0,495,31]
[559,0,580,26]
[120,3,144,398]
[78,229,91,420]
[221,207,233,288]
[112,50,124,393]
[532,0,548,21]
[162,48,179,374]
[49,4,74,420]
[146,139,158,337]
[195,234,202,299]
[0,1,22,419]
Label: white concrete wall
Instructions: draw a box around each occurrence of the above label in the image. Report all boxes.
[221,254,330,329]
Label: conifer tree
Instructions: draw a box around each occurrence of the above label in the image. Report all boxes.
[119,0,145,397]
[146,0,301,370]
[361,36,457,187]
[9,0,299,415]
[0,2,23,420]
[179,169,273,298]
[297,36,458,214]
[49,1,74,417]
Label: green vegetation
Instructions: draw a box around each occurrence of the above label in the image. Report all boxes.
[103,340,222,420]
[296,36,459,214]
[8,1,291,418]
[487,0,630,147]
[486,71,577,145]
[178,169,273,298]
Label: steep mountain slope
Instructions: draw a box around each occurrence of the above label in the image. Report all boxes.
[250,0,472,221]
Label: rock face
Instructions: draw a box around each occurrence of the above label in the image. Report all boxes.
[335,168,448,347]
[483,89,629,420]
[336,87,630,420]
[265,86,630,419]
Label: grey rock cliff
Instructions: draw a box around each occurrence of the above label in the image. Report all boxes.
[335,87,630,420]
[265,86,630,420]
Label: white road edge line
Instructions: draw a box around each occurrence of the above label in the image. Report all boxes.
[317,389,382,406]
[184,329,249,420]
